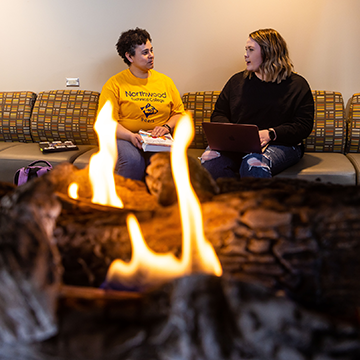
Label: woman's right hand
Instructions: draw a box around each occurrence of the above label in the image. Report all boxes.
[116,123,143,149]
[129,132,143,149]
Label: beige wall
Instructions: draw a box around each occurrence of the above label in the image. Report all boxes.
[1,0,359,104]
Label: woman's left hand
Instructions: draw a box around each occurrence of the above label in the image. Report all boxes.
[259,129,271,148]
[149,125,169,137]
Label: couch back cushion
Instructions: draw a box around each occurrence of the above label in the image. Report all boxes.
[345,93,360,153]
[182,90,345,152]
[0,91,37,142]
[30,90,99,145]
[305,90,345,152]
[182,91,220,149]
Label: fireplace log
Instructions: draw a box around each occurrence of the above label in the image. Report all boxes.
[8,162,359,316]
[45,161,160,211]
[3,166,360,358]
[1,275,360,359]
[2,162,360,335]
[0,179,63,344]
[145,152,220,205]
[32,162,360,316]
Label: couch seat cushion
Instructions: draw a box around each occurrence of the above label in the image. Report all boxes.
[0,143,97,183]
[345,153,360,185]
[275,153,355,185]
[72,147,99,169]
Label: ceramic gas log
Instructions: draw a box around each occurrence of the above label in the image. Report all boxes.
[41,161,360,317]
[2,160,360,359]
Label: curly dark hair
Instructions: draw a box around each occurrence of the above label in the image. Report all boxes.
[116,28,152,66]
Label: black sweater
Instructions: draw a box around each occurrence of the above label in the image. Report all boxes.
[211,71,314,146]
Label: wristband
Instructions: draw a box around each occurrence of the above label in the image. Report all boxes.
[269,128,277,141]
[162,124,172,134]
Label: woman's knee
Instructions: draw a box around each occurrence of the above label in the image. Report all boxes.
[116,140,145,180]
[239,153,272,178]
[201,152,240,180]
[200,148,221,164]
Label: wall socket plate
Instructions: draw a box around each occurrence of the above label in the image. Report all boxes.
[66,78,80,87]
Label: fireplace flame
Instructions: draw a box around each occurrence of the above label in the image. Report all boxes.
[68,182,79,199]
[105,114,222,289]
[68,102,222,288]
[68,101,123,207]
[171,114,222,277]
[106,213,187,289]
[88,101,124,208]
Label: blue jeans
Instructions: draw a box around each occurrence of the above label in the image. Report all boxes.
[201,144,303,180]
[115,139,154,181]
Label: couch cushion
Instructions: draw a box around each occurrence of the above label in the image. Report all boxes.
[276,91,352,185]
[182,91,220,149]
[30,90,99,145]
[73,147,206,170]
[343,93,360,184]
[346,93,360,153]
[182,90,351,184]
[275,153,355,185]
[346,153,360,185]
[0,91,37,143]
[183,90,346,153]
[72,147,99,169]
[305,91,345,152]
[0,143,97,183]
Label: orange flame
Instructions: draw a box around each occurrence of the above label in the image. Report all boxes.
[68,101,124,208]
[171,114,222,277]
[106,213,188,289]
[89,101,123,208]
[106,114,222,289]
[68,182,79,199]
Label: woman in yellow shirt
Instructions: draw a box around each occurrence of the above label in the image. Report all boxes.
[98,28,185,181]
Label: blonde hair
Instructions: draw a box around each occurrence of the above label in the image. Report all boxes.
[245,28,293,84]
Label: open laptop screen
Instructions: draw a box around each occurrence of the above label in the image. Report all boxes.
[202,122,262,153]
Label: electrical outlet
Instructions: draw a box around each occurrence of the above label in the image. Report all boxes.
[66,78,80,87]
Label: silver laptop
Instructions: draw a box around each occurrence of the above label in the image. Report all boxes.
[202,122,262,153]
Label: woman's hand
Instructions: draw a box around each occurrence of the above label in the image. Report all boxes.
[129,133,144,149]
[115,123,143,149]
[259,129,271,148]
[149,125,169,137]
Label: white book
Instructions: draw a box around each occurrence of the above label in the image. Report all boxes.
[139,130,173,152]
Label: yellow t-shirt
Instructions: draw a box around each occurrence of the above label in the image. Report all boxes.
[98,69,185,133]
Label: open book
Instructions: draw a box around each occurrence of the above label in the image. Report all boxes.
[139,130,173,152]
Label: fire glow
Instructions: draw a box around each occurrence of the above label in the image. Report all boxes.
[69,103,222,289]
[89,101,124,208]
[106,114,222,289]
[68,101,123,207]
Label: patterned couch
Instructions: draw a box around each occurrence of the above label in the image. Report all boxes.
[1,89,360,185]
[0,90,99,183]
[183,90,360,186]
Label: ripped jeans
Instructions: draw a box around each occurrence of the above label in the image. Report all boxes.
[200,144,303,181]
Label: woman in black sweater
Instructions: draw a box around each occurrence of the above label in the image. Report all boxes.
[201,28,314,180]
